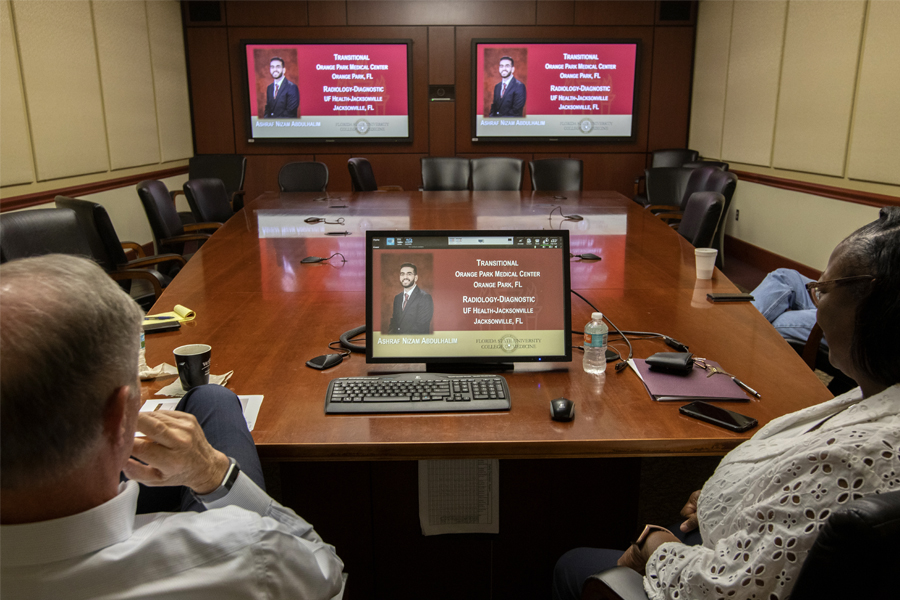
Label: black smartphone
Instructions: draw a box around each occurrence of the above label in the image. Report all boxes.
[707,293,754,302]
[679,401,758,432]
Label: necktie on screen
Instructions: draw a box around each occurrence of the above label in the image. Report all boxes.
[501,83,507,98]
[274,83,280,98]
[403,293,409,310]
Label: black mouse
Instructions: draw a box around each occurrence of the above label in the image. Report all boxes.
[550,397,575,422]
[306,353,344,370]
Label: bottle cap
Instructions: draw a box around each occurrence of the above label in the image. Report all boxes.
[591,312,603,320]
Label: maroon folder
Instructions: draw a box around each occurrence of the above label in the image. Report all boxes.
[633,359,749,402]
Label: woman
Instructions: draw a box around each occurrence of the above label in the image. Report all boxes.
[553,207,900,600]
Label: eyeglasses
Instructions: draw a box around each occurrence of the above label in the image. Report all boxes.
[805,275,875,306]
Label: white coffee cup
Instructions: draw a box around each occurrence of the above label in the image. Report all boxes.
[694,248,718,280]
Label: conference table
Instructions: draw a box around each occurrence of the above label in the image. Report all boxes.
[140,190,832,461]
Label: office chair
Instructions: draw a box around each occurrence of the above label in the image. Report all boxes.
[171,154,248,212]
[683,159,729,171]
[529,158,583,192]
[54,197,185,308]
[637,167,694,209]
[581,489,900,600]
[676,191,723,249]
[470,157,524,191]
[278,161,329,192]
[649,166,722,216]
[633,148,700,204]
[183,178,234,224]
[348,157,403,192]
[420,157,470,191]
[0,207,170,306]
[137,180,221,256]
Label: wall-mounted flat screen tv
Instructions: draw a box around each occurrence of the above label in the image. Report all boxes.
[472,40,639,142]
[242,40,412,143]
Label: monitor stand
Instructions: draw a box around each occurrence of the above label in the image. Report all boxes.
[426,362,514,374]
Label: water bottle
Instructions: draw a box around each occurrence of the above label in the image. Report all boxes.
[583,312,608,374]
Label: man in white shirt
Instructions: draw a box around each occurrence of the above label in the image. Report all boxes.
[0,254,343,599]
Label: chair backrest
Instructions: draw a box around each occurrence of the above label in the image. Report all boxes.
[678,166,722,210]
[188,154,247,209]
[644,166,694,208]
[183,178,234,223]
[470,157,524,191]
[529,158,583,192]
[421,157,470,191]
[650,148,699,168]
[682,159,729,171]
[54,196,128,271]
[790,490,900,600]
[348,157,378,192]
[678,192,724,248]
[278,161,329,192]
[0,208,92,263]
[136,179,185,243]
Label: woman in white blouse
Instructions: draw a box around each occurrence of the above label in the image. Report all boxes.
[553,207,900,600]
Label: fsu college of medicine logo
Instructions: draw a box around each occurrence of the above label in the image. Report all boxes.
[355,119,370,135]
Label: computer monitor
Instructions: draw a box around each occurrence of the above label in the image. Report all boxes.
[366,230,572,369]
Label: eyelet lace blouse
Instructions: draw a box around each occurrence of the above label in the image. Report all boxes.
[644,384,900,600]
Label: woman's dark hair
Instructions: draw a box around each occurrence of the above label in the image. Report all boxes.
[843,207,900,387]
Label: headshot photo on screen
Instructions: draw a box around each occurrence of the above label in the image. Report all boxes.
[381,255,434,335]
[484,48,527,117]
[254,48,300,118]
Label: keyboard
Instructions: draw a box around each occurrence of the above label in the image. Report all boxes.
[325,373,511,414]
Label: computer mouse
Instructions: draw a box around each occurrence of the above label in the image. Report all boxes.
[306,353,344,370]
[550,397,575,422]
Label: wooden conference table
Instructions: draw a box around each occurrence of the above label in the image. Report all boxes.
[141,191,832,461]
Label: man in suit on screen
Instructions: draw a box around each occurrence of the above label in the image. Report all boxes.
[489,56,526,117]
[388,263,434,334]
[262,56,300,118]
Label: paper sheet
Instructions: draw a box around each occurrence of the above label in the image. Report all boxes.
[137,395,263,435]
[418,459,499,535]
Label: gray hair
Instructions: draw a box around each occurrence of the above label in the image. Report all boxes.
[1,254,143,489]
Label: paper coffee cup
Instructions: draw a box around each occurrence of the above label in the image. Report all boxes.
[695,248,718,280]
[173,344,211,391]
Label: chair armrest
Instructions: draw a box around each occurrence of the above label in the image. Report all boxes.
[108,269,164,300]
[120,241,146,258]
[183,222,222,232]
[633,175,645,196]
[171,189,184,200]
[125,253,186,270]
[645,204,681,213]
[160,233,212,246]
[581,566,647,600]
[378,185,404,192]
[657,213,683,225]
[801,322,824,369]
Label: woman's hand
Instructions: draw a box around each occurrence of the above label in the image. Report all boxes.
[680,489,702,533]
[617,528,680,575]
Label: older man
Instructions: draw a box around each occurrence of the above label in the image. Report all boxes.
[1,255,342,599]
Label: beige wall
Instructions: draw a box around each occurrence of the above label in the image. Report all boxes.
[690,0,899,269]
[0,0,193,244]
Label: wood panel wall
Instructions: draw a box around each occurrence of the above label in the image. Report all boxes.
[183,0,696,200]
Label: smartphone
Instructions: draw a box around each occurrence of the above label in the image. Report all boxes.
[707,293,754,303]
[679,401,758,432]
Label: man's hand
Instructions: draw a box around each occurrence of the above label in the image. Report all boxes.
[617,529,680,575]
[680,489,702,533]
[124,411,230,495]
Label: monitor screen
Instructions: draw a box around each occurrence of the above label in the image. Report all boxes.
[367,230,572,366]
[241,40,412,142]
[472,39,639,142]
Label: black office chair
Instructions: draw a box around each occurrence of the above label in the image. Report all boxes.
[633,148,700,204]
[278,161,329,192]
[0,208,170,306]
[649,166,722,216]
[683,159,729,171]
[581,490,900,600]
[137,180,220,256]
[529,158,583,192]
[171,154,247,212]
[676,191,723,249]
[421,157,470,191]
[470,157,524,191]
[637,166,694,209]
[348,157,403,192]
[54,197,185,308]
[183,178,234,224]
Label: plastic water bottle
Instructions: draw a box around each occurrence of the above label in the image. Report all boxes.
[583,312,608,374]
